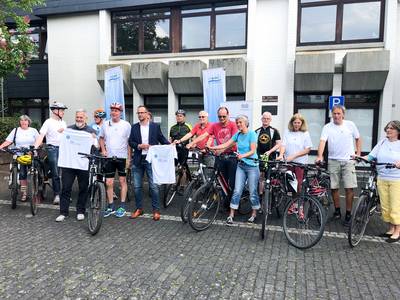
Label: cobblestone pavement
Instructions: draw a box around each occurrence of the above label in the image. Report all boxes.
[1,195,400,300]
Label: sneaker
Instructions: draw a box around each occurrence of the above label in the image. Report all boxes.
[104,207,115,218]
[115,207,126,218]
[247,215,256,224]
[226,216,234,226]
[343,214,351,227]
[333,210,341,220]
[288,203,298,215]
[77,213,85,221]
[53,195,60,205]
[55,215,67,222]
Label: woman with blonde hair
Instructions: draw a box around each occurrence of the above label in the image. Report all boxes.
[0,115,39,201]
[278,113,313,191]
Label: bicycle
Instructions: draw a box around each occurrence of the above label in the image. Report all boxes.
[163,144,192,208]
[307,162,332,218]
[1,147,24,209]
[180,148,214,223]
[348,156,395,247]
[260,159,293,240]
[281,162,326,249]
[188,152,250,231]
[78,152,110,235]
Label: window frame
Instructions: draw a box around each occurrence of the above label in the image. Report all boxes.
[297,0,385,46]
[180,2,248,52]
[111,9,172,55]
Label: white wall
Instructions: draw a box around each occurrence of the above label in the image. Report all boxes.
[47,13,104,125]
[392,4,400,121]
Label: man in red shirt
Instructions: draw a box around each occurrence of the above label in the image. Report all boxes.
[187,107,238,198]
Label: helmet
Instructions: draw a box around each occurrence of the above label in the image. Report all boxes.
[94,109,106,119]
[110,102,123,111]
[284,170,298,193]
[17,155,32,165]
[175,109,186,116]
[49,101,68,110]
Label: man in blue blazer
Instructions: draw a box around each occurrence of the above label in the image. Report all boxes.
[128,105,169,221]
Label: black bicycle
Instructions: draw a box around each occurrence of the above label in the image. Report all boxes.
[163,144,192,208]
[281,162,326,249]
[78,152,108,235]
[1,148,24,209]
[348,156,395,247]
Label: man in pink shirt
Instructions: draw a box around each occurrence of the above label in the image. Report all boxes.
[188,107,238,197]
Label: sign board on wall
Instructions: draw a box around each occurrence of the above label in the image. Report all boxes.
[224,101,253,126]
[262,96,278,102]
[329,96,345,110]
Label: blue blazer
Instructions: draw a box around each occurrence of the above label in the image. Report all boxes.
[129,122,169,166]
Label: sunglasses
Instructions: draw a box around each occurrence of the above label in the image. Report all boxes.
[198,116,206,119]
[218,115,227,119]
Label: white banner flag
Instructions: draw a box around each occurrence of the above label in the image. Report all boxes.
[202,68,226,123]
[104,66,125,120]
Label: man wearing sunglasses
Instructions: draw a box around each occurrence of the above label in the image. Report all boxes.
[187,107,238,202]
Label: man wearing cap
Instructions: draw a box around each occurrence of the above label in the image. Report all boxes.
[169,109,192,175]
[99,102,131,218]
[34,101,68,205]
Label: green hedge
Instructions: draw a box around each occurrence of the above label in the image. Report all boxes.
[0,116,40,144]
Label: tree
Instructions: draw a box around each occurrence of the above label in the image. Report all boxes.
[0,0,45,79]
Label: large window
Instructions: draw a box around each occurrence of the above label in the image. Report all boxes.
[9,23,47,60]
[112,1,247,55]
[7,98,49,125]
[112,9,171,55]
[181,2,247,51]
[298,0,385,46]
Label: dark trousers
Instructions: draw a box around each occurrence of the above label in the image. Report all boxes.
[215,156,237,206]
[60,167,89,216]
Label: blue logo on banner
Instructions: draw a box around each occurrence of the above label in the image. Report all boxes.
[329,96,345,110]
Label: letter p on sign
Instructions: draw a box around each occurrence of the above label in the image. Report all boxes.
[329,96,345,110]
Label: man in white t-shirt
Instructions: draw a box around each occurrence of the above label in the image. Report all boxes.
[34,101,68,205]
[128,105,169,221]
[316,105,361,226]
[55,109,97,222]
[99,102,131,218]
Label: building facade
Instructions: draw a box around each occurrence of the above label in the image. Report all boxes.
[6,0,400,156]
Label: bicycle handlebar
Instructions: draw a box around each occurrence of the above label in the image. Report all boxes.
[352,156,396,168]
[78,152,122,161]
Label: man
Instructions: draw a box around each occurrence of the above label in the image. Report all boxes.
[128,105,169,221]
[178,110,214,167]
[55,109,97,222]
[34,101,68,205]
[316,104,361,226]
[255,111,281,159]
[99,102,131,218]
[169,109,192,171]
[90,108,106,138]
[187,107,238,195]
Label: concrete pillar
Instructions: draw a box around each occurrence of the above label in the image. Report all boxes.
[132,83,143,123]
[168,79,178,134]
[98,10,111,64]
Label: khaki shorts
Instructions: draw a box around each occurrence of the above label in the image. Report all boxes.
[328,159,357,189]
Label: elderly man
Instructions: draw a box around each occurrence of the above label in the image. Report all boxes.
[255,111,281,160]
[316,104,361,226]
[55,109,97,222]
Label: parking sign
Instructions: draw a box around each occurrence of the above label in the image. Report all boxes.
[329,96,345,110]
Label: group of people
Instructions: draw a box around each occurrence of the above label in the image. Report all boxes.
[1,102,399,242]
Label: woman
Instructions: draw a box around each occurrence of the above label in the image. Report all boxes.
[0,115,39,201]
[365,120,400,243]
[209,115,260,226]
[277,113,313,192]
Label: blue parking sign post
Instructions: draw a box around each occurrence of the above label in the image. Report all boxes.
[329,96,345,110]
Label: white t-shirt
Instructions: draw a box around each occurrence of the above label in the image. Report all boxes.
[58,128,95,170]
[369,138,400,181]
[282,131,313,164]
[99,119,131,158]
[6,127,39,148]
[39,118,67,146]
[320,120,360,160]
[140,122,150,155]
[146,145,177,184]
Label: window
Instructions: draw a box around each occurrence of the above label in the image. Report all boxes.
[181,2,247,51]
[7,98,49,125]
[9,23,47,60]
[112,9,171,55]
[298,0,385,46]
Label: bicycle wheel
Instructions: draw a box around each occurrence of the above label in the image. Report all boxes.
[188,183,220,231]
[238,190,252,215]
[180,179,201,223]
[260,189,271,240]
[27,172,39,216]
[87,182,106,235]
[348,194,371,248]
[10,166,18,209]
[163,171,183,208]
[283,196,325,249]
